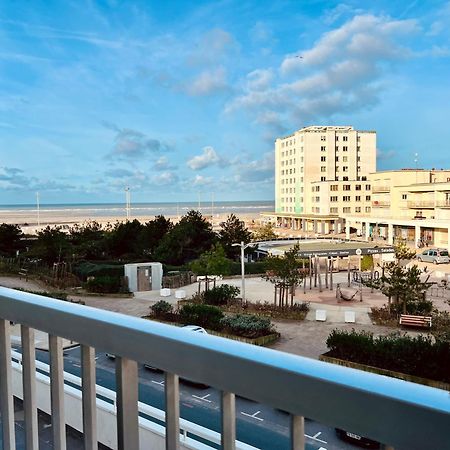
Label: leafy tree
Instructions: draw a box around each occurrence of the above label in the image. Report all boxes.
[154,210,217,265]
[68,221,106,260]
[105,219,144,258]
[139,215,173,256]
[252,223,277,241]
[367,262,432,314]
[394,242,417,261]
[30,226,70,264]
[219,214,252,259]
[0,223,24,256]
[190,244,233,276]
[263,244,305,306]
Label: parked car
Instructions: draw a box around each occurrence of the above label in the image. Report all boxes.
[335,428,380,448]
[416,249,449,264]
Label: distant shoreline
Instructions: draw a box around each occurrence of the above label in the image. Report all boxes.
[0,200,273,233]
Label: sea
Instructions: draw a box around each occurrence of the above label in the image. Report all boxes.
[0,200,275,224]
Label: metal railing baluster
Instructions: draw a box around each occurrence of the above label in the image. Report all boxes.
[116,356,139,450]
[21,325,39,450]
[291,415,305,450]
[49,335,66,450]
[165,372,180,450]
[81,345,97,450]
[0,319,16,449]
[221,391,236,450]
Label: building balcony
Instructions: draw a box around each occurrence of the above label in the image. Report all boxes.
[371,186,390,193]
[371,200,390,208]
[407,200,435,209]
[0,287,449,450]
[436,200,450,208]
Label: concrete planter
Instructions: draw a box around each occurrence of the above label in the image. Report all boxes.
[320,353,450,391]
[144,317,280,346]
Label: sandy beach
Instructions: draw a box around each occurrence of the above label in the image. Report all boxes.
[0,209,265,234]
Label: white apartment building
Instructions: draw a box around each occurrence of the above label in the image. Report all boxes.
[265,125,376,233]
[345,169,450,250]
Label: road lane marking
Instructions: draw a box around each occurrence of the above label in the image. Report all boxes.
[313,432,322,439]
[151,380,165,386]
[240,410,264,421]
[305,433,327,444]
[318,447,327,450]
[192,393,212,403]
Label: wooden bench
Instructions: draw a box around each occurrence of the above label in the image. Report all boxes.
[399,314,432,328]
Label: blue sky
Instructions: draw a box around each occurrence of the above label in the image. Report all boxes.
[0,0,450,204]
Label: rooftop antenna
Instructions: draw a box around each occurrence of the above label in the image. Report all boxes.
[36,192,40,227]
[125,187,131,220]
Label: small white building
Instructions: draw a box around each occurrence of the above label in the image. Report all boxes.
[124,262,163,293]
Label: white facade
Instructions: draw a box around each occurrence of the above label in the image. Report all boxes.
[124,262,163,293]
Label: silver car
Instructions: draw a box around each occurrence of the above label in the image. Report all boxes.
[417,249,449,264]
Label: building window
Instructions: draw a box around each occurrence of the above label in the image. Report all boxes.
[402,194,407,200]
[355,207,361,213]
[365,206,371,213]
[343,166,348,172]
[321,156,326,162]
[343,176,349,181]
[361,176,367,181]
[365,184,371,190]
[330,185,338,191]
[343,156,348,162]
[321,146,326,151]
[335,136,339,141]
[357,166,361,172]
[321,166,326,172]
[320,176,326,181]
[343,207,351,213]
[343,146,348,151]
[335,156,339,162]
[321,135,326,141]
[343,185,351,191]
[343,136,348,142]
[343,196,351,201]
[357,156,361,162]
[366,195,371,201]
[331,196,338,202]
[356,195,361,201]
[355,184,361,190]
[330,207,338,213]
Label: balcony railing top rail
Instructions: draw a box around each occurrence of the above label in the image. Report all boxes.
[372,185,390,193]
[1,287,450,450]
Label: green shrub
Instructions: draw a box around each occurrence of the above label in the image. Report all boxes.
[179,304,224,330]
[15,288,68,301]
[73,262,124,281]
[85,276,122,293]
[220,314,274,338]
[326,329,450,383]
[203,284,240,306]
[150,300,173,318]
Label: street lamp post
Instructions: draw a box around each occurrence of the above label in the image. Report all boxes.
[232,241,253,303]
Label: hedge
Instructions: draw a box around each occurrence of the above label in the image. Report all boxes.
[73,261,124,281]
[326,329,450,383]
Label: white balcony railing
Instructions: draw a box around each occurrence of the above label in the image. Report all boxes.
[1,287,450,450]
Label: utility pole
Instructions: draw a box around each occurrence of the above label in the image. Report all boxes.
[36,192,40,227]
[125,187,131,220]
[232,241,253,303]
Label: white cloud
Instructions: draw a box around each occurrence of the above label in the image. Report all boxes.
[152,171,178,186]
[192,174,213,186]
[186,67,228,96]
[225,14,419,129]
[153,156,176,171]
[234,152,274,183]
[187,146,221,170]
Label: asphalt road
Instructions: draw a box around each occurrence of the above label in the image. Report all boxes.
[22,345,371,450]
